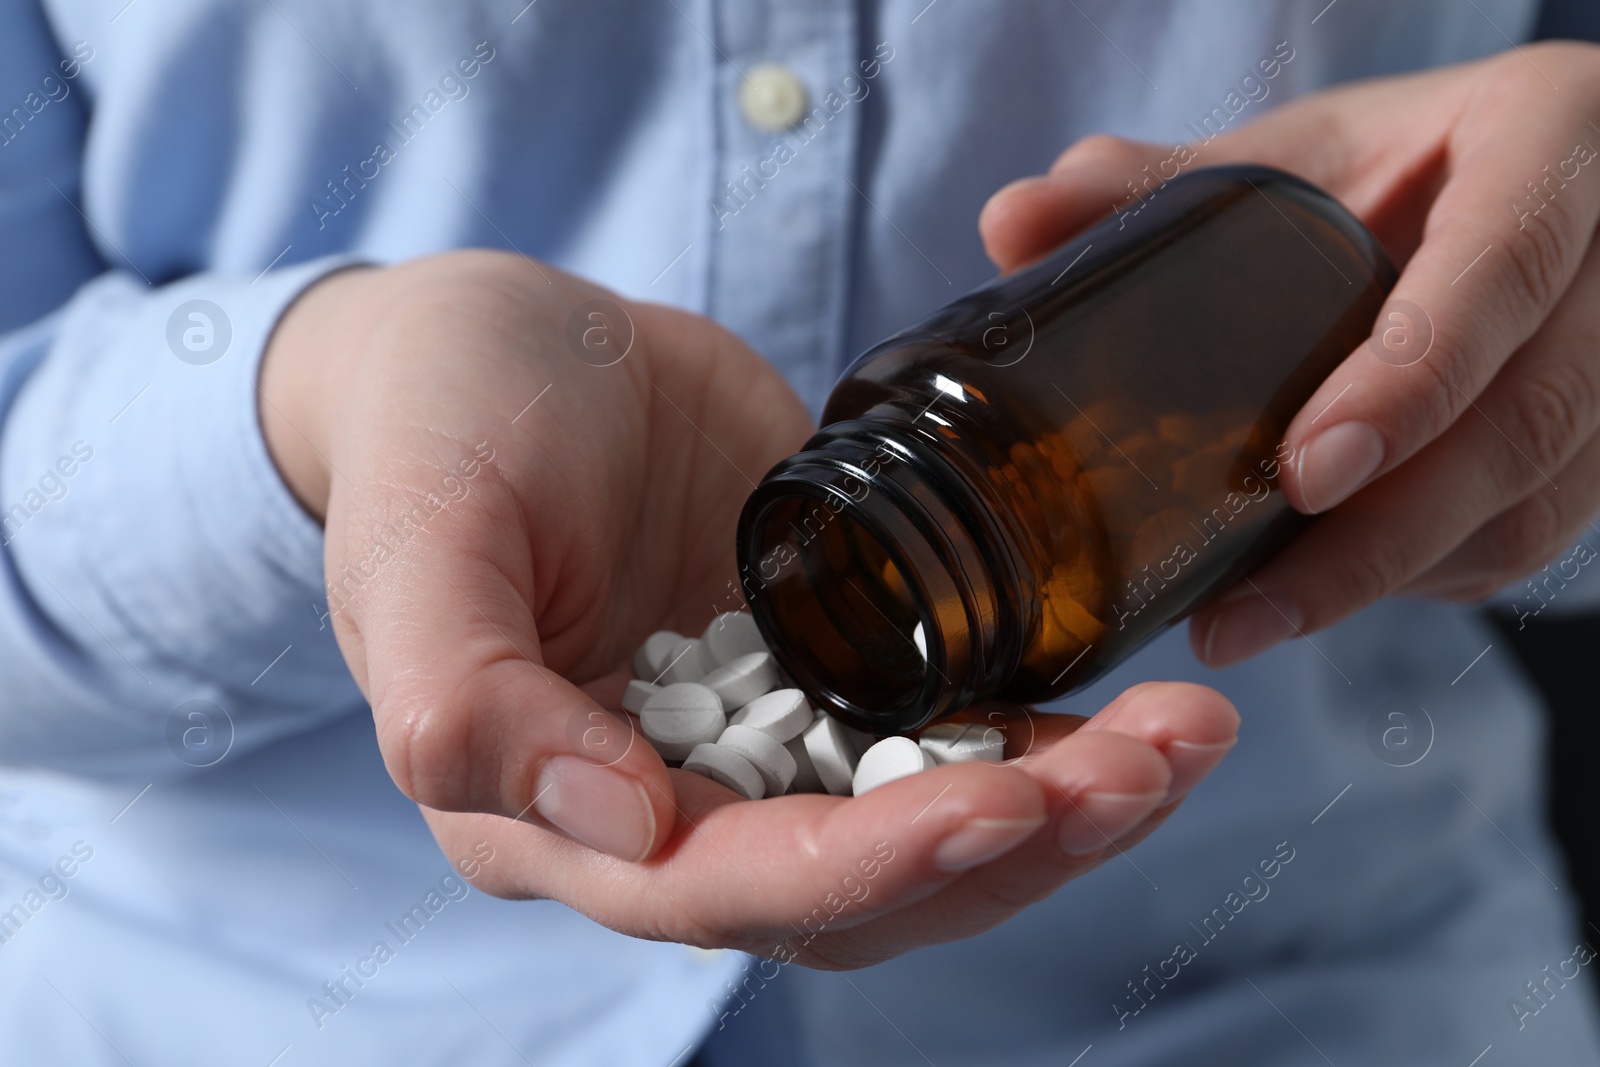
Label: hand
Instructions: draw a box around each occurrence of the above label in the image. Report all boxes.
[259,250,1240,964]
[980,42,1600,665]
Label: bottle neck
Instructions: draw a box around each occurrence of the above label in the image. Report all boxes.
[736,419,1023,733]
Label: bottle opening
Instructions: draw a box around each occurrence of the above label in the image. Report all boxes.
[742,494,931,727]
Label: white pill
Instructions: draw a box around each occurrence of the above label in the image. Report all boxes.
[640,683,724,761]
[620,679,660,714]
[716,724,796,796]
[657,637,709,685]
[839,721,880,761]
[633,630,684,680]
[785,734,825,793]
[919,721,1006,764]
[729,688,810,742]
[701,652,779,710]
[700,611,769,668]
[682,743,765,800]
[912,622,928,660]
[802,716,859,796]
[853,736,936,795]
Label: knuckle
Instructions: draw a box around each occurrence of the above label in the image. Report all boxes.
[1501,200,1573,312]
[464,868,550,903]
[1504,365,1589,475]
[787,929,897,972]
[1054,132,1141,173]
[1405,340,1478,441]
[375,665,528,812]
[963,872,1054,913]
[1064,131,1124,157]
[1339,525,1414,610]
[374,691,469,809]
[641,910,728,953]
[1482,491,1567,580]
[1523,40,1600,87]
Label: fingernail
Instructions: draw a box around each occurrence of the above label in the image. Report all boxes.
[1201,591,1301,667]
[534,755,656,862]
[933,816,1046,872]
[1296,421,1384,514]
[1058,791,1165,856]
[1163,738,1236,802]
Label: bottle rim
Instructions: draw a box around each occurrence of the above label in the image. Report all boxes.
[736,424,1001,733]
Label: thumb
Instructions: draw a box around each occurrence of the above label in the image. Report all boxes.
[337,494,676,863]
[979,134,1175,272]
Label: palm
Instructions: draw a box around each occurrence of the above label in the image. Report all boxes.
[309,251,1236,968]
[516,298,815,685]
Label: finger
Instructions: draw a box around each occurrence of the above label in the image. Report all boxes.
[1191,231,1600,663]
[431,752,1052,956]
[1073,680,1241,801]
[343,471,676,862]
[1401,427,1600,601]
[797,732,1168,966]
[976,51,1600,520]
[979,134,1173,270]
[802,683,1238,962]
[937,699,1080,764]
[975,66,1456,274]
[988,683,1239,799]
[1274,49,1600,515]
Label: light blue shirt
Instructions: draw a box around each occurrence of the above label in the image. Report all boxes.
[1,1,1596,1064]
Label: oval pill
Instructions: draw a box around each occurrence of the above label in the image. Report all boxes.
[785,733,824,793]
[853,736,936,795]
[919,721,1006,764]
[802,716,859,796]
[658,637,709,685]
[682,743,765,800]
[640,683,724,761]
[729,688,810,742]
[701,651,779,710]
[621,679,660,714]
[716,723,796,796]
[700,611,769,668]
[632,630,684,680]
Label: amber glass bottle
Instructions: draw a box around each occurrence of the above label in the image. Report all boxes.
[737,165,1395,735]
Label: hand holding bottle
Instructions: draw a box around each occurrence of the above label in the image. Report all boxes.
[982,42,1600,662]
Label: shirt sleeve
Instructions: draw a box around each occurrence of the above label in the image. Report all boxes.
[0,6,366,778]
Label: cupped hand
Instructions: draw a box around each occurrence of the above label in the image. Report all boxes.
[258,249,1240,965]
[980,42,1600,664]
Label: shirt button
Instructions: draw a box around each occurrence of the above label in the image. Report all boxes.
[739,63,808,132]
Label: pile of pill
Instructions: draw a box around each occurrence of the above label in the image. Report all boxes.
[626,611,1004,800]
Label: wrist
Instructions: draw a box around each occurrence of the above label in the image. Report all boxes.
[259,266,378,521]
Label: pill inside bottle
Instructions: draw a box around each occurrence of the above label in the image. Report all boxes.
[737,164,1396,736]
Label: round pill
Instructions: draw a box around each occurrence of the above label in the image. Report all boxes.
[657,637,709,685]
[853,736,936,795]
[682,743,765,800]
[785,733,825,793]
[640,683,724,761]
[729,688,810,742]
[701,652,779,710]
[700,611,769,668]
[716,723,796,796]
[620,679,660,714]
[919,721,1006,764]
[838,721,880,760]
[632,630,683,680]
[802,716,859,796]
